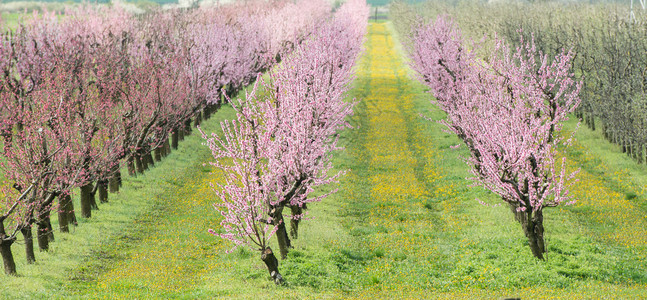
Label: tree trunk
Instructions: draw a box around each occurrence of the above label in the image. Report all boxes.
[67,196,78,227]
[117,167,123,187]
[0,237,16,275]
[154,147,162,162]
[58,194,75,233]
[58,204,69,234]
[21,226,35,264]
[0,220,17,275]
[272,207,291,259]
[509,203,545,259]
[164,139,171,156]
[510,204,546,260]
[109,166,121,193]
[36,220,50,251]
[141,152,149,171]
[523,209,545,260]
[80,183,94,218]
[290,205,305,240]
[194,111,202,128]
[260,247,284,285]
[145,152,155,168]
[178,125,185,141]
[43,212,54,242]
[204,105,212,120]
[127,156,136,177]
[184,119,192,136]
[98,180,108,203]
[172,128,179,150]
[135,154,145,174]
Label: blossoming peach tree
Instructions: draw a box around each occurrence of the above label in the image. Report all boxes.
[410,16,582,259]
[202,0,368,284]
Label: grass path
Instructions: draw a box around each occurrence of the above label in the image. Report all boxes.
[6,21,647,299]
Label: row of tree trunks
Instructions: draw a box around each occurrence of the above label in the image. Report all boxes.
[0,108,220,276]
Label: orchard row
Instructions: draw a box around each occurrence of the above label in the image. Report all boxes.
[0,0,333,276]
[403,13,581,258]
[203,0,369,285]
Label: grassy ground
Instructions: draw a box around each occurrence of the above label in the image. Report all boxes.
[1,12,21,29]
[2,21,647,299]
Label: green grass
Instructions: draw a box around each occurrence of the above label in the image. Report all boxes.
[1,12,21,29]
[1,21,647,299]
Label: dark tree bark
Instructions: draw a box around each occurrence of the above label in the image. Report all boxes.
[184,119,192,136]
[80,183,94,218]
[194,111,202,128]
[127,156,136,177]
[135,154,145,174]
[289,205,305,240]
[21,226,35,264]
[36,220,50,251]
[58,206,69,234]
[164,139,171,157]
[0,237,16,275]
[145,152,155,168]
[260,247,284,285]
[203,105,212,120]
[271,207,291,260]
[141,152,149,171]
[0,220,17,275]
[109,165,121,193]
[509,203,545,260]
[41,209,54,243]
[58,194,77,232]
[171,128,179,150]
[154,147,162,162]
[98,180,109,203]
[178,125,185,141]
